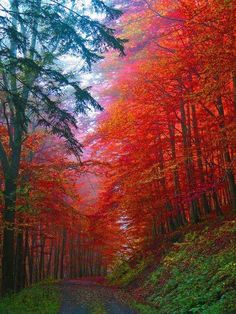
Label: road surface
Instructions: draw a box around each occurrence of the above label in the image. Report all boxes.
[59,279,138,314]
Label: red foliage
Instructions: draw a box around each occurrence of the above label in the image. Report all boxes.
[85,0,236,258]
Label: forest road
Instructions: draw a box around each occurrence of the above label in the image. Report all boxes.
[58,279,138,314]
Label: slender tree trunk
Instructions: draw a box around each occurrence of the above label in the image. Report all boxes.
[60,228,67,279]
[180,100,200,223]
[191,104,211,215]
[29,233,35,285]
[54,239,60,279]
[2,179,17,294]
[35,239,39,283]
[15,227,24,291]
[39,235,45,281]
[233,72,236,115]
[157,133,176,231]
[216,96,236,212]
[168,120,186,226]
[24,229,29,287]
[47,241,53,278]
[213,190,223,216]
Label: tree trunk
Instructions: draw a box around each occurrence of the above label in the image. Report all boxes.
[47,241,53,278]
[233,72,236,115]
[29,233,35,285]
[213,190,223,216]
[216,96,236,212]
[191,104,211,215]
[39,235,45,281]
[15,228,24,291]
[180,100,200,223]
[60,228,67,279]
[168,120,186,226]
[2,180,17,295]
[24,229,29,287]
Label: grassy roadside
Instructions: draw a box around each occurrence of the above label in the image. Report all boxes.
[0,280,60,314]
[108,217,236,314]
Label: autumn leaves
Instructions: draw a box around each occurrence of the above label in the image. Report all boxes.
[86,0,236,255]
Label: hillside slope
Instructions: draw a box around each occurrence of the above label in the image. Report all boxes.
[109,217,236,314]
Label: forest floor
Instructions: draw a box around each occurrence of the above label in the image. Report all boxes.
[109,215,236,314]
[58,278,138,314]
[1,217,235,314]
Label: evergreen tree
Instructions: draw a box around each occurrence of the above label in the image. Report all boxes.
[0,0,125,294]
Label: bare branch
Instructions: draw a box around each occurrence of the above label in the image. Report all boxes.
[142,0,184,23]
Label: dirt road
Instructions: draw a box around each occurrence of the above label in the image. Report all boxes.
[59,279,138,314]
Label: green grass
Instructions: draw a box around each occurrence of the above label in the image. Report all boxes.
[107,257,152,287]
[0,281,60,314]
[146,220,236,314]
[110,219,236,314]
[132,301,159,313]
